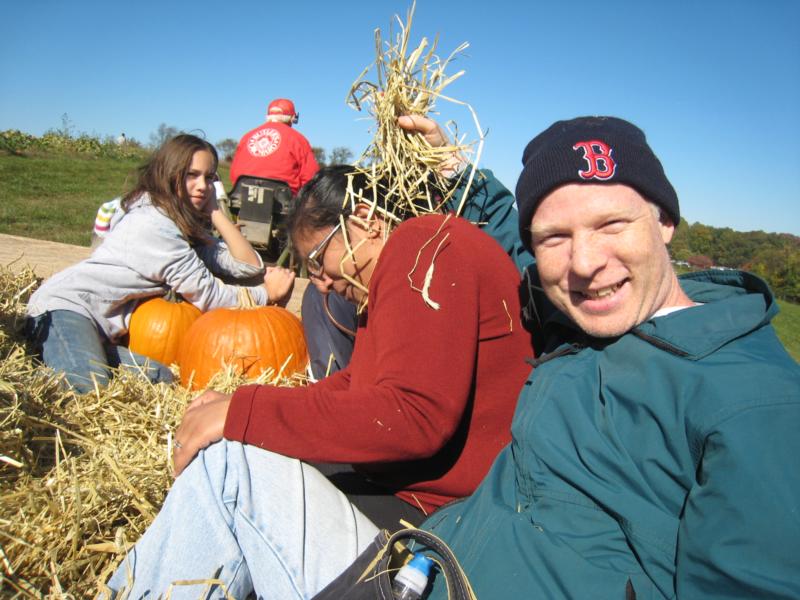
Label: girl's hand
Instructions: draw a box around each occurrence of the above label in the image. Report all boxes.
[172,389,231,476]
[263,266,295,305]
[203,185,221,216]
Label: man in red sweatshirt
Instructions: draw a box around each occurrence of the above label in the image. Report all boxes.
[229,98,319,195]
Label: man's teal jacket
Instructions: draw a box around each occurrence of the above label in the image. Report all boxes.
[427,172,800,598]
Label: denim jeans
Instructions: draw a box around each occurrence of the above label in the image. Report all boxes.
[300,286,358,380]
[105,440,379,599]
[29,310,173,393]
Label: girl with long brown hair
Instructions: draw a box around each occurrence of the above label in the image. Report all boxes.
[26,134,294,393]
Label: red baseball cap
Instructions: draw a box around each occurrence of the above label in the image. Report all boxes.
[267,98,296,117]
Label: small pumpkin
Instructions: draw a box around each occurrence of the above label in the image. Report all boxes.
[128,291,202,366]
[176,292,308,390]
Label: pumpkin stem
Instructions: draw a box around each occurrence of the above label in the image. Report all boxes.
[237,287,257,309]
[165,289,181,303]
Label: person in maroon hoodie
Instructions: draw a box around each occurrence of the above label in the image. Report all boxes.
[106,122,533,599]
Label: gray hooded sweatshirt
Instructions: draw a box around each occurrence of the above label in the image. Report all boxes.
[27,194,268,341]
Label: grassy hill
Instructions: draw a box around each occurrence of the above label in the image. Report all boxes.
[775,300,800,361]
[0,151,230,247]
[1,148,797,362]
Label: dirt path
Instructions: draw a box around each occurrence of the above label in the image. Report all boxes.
[0,233,93,278]
[0,233,308,316]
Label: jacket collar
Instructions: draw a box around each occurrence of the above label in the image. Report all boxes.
[533,269,775,361]
[631,270,774,359]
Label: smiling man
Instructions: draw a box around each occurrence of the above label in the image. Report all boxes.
[517,117,694,339]
[416,116,800,599]
[530,182,692,336]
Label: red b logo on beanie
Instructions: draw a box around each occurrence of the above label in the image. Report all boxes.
[573,140,616,180]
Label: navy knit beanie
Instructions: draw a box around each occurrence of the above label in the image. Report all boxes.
[515,116,679,250]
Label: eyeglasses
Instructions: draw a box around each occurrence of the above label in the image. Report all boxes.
[306,222,342,276]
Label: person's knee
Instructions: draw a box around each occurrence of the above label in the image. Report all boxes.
[38,310,111,392]
[136,355,174,385]
[325,293,358,329]
[109,347,174,385]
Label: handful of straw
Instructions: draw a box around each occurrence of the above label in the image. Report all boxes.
[328,3,484,314]
[345,1,484,223]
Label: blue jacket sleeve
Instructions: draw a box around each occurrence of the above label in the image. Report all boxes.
[446,169,534,275]
[676,402,800,597]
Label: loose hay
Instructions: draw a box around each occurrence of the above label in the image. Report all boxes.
[335,2,483,313]
[347,1,483,220]
[0,265,305,598]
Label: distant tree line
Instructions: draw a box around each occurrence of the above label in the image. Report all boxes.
[1,115,357,170]
[311,146,354,167]
[6,123,794,302]
[670,219,800,302]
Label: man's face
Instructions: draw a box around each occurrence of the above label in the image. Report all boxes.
[530,183,679,337]
[292,219,383,306]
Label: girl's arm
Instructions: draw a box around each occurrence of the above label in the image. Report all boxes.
[123,208,269,310]
[205,188,261,267]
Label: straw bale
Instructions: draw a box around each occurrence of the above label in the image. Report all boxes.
[0,265,304,598]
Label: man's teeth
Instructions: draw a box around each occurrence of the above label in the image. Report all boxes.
[583,283,622,299]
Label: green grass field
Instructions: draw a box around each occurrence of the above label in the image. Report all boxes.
[0,152,231,246]
[774,300,800,362]
[0,150,797,362]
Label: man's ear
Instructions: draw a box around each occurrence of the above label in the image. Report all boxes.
[659,213,676,245]
[351,203,384,238]
[352,203,373,220]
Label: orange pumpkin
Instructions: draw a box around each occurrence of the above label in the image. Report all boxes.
[128,292,202,366]
[176,304,308,390]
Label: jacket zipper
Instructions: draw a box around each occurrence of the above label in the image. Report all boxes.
[631,329,691,357]
[526,343,586,368]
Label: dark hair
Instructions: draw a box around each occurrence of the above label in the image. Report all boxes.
[288,164,420,247]
[287,165,356,241]
[122,134,218,245]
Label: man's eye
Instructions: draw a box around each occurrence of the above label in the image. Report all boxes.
[601,220,626,233]
[534,234,566,247]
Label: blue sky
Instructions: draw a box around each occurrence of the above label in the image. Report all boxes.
[2,0,799,235]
